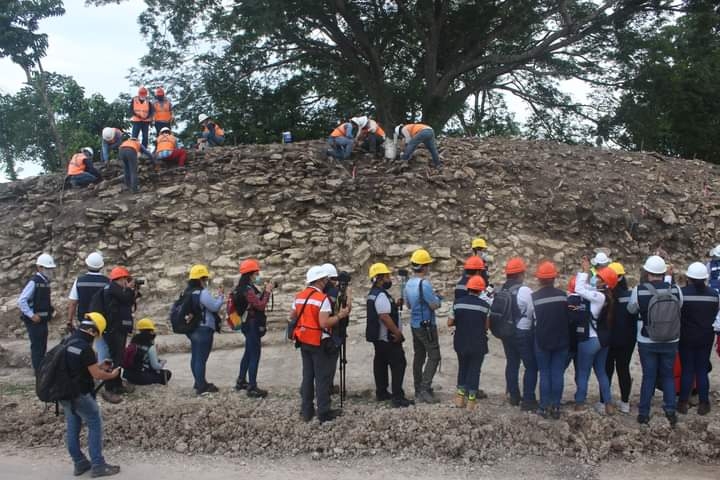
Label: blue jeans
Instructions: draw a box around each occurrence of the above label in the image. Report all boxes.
[501,337,521,400]
[535,342,568,409]
[456,351,485,397]
[69,172,98,187]
[119,148,139,193]
[202,131,224,146]
[101,138,122,162]
[59,393,105,467]
[401,128,440,166]
[94,336,109,364]
[327,136,353,160]
[516,329,538,402]
[679,343,712,403]
[187,327,214,391]
[238,325,262,388]
[131,122,150,147]
[575,337,611,405]
[638,342,678,416]
[23,318,48,372]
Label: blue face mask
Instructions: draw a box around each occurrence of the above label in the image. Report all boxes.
[254,275,263,285]
[590,275,598,288]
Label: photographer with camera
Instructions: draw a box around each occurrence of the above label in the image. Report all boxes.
[233,259,274,398]
[403,249,442,404]
[321,264,353,401]
[89,266,140,404]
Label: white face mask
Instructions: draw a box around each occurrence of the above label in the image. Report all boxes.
[42,269,53,280]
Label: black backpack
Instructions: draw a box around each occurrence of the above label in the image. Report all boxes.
[36,337,81,403]
[169,288,203,334]
[489,284,521,339]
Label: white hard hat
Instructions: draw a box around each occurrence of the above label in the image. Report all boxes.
[102,127,115,142]
[710,245,720,258]
[351,116,368,129]
[321,263,338,278]
[686,262,709,280]
[198,113,209,123]
[82,147,94,157]
[159,127,171,134]
[85,252,104,270]
[643,255,667,275]
[591,252,611,266]
[306,265,329,284]
[36,253,56,269]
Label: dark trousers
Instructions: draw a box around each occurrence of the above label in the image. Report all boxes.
[373,341,407,398]
[501,336,521,400]
[103,330,127,392]
[119,147,139,193]
[238,326,262,388]
[154,121,171,135]
[456,351,485,397]
[362,133,384,155]
[23,318,48,373]
[123,368,172,385]
[679,343,713,403]
[300,345,335,418]
[606,341,636,403]
[411,326,441,393]
[131,121,150,147]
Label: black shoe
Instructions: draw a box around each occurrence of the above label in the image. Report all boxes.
[508,395,521,406]
[391,397,414,408]
[235,380,249,391]
[206,383,219,393]
[301,410,315,422]
[247,387,268,398]
[376,391,392,402]
[666,411,678,427]
[91,463,120,477]
[550,407,561,420]
[73,459,91,476]
[318,409,343,424]
[637,414,650,425]
[521,400,538,412]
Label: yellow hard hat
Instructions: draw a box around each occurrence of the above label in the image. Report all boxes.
[471,238,487,249]
[369,262,391,279]
[188,264,210,280]
[136,318,156,331]
[410,249,434,265]
[84,312,107,336]
[608,262,626,276]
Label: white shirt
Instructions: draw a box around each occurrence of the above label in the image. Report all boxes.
[374,291,395,342]
[574,272,607,338]
[515,285,535,331]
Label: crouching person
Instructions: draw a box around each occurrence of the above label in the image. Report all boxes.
[448,275,490,411]
[122,318,171,385]
[61,312,121,477]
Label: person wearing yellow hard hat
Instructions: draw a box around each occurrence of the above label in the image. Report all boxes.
[186,264,224,396]
[403,249,442,404]
[367,262,412,408]
[471,238,492,285]
[605,261,636,414]
[59,312,122,477]
[123,318,172,386]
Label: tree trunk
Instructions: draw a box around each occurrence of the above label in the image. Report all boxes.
[23,61,65,171]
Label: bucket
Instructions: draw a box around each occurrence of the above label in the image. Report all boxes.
[384,139,397,160]
[282,131,293,143]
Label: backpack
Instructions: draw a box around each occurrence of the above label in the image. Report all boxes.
[489,284,521,339]
[226,285,250,331]
[169,289,203,334]
[644,283,681,342]
[36,337,81,403]
[121,343,139,369]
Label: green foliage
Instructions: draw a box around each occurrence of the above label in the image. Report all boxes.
[0,0,65,68]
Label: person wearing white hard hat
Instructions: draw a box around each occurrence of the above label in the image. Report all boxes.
[589,251,611,287]
[351,115,386,157]
[197,113,225,148]
[101,127,124,162]
[154,127,187,169]
[627,255,684,426]
[66,147,102,188]
[707,245,720,292]
[320,263,353,398]
[67,252,109,333]
[290,265,350,423]
[326,118,360,160]
[394,123,441,168]
[677,262,720,416]
[17,253,57,373]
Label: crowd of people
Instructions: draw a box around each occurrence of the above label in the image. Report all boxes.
[17,240,720,476]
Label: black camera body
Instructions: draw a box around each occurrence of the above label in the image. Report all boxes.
[337,271,351,288]
[398,268,409,278]
[134,277,146,287]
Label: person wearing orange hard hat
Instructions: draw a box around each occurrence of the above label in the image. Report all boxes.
[232,259,274,398]
[454,256,486,301]
[531,261,569,419]
[129,86,154,147]
[152,87,173,135]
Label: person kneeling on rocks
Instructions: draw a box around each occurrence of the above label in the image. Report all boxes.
[448,275,490,411]
[154,127,187,169]
[66,147,102,188]
[122,318,172,385]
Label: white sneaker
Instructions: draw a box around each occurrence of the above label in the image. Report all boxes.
[618,401,630,414]
[593,402,605,414]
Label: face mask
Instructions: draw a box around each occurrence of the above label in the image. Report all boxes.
[590,276,598,288]
[42,270,53,280]
[254,275,263,285]
[383,280,393,290]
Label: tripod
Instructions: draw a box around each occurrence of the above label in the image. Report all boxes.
[337,285,349,408]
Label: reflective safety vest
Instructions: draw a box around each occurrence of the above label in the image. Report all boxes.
[120,139,141,153]
[203,122,224,137]
[131,97,151,122]
[362,121,386,138]
[330,123,350,137]
[153,100,172,122]
[406,123,431,138]
[67,153,87,176]
[292,287,328,347]
[156,133,177,153]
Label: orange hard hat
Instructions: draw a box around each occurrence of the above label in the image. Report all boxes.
[109,266,131,281]
[596,267,619,289]
[535,261,558,280]
[239,259,260,274]
[466,275,486,292]
[155,87,165,97]
[463,255,486,271]
[138,86,148,96]
[567,276,576,294]
[504,257,527,275]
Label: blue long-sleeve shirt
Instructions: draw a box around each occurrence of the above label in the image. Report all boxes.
[18,273,49,318]
[403,276,441,328]
[199,288,224,330]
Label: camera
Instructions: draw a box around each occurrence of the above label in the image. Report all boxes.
[398,268,409,278]
[337,271,352,287]
[273,281,279,288]
[134,277,146,287]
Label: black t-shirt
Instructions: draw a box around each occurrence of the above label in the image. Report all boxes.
[65,331,98,394]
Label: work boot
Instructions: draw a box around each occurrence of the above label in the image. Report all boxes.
[376,390,392,402]
[666,411,678,427]
[677,400,689,414]
[391,397,413,408]
[455,390,467,408]
[90,463,120,478]
[101,390,122,404]
[698,402,711,416]
[476,389,488,400]
[573,402,587,412]
[246,386,268,398]
[466,397,477,412]
[234,379,249,391]
[73,459,91,476]
[301,409,315,422]
[508,395,521,407]
[637,414,650,425]
[318,409,343,424]
[550,406,562,420]
[419,390,439,404]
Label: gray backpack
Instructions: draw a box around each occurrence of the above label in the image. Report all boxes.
[644,283,681,342]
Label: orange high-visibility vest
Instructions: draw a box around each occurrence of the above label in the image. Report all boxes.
[292,287,329,347]
[131,97,150,122]
[153,100,172,122]
[364,122,385,138]
[406,123,431,137]
[156,133,177,153]
[67,153,87,176]
[120,139,141,153]
[203,122,224,137]
[330,124,349,137]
